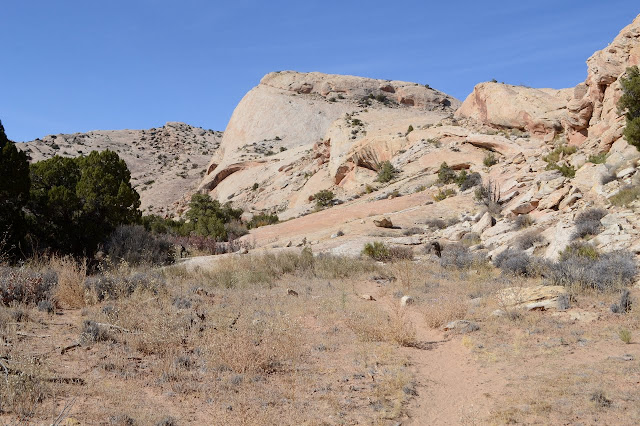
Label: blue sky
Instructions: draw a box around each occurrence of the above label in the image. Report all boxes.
[1,1,638,142]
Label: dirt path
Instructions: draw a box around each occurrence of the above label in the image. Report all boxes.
[366,285,507,425]
[401,312,506,425]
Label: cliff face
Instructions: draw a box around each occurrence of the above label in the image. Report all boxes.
[19,122,222,216]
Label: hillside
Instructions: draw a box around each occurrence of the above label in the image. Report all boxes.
[18,122,222,216]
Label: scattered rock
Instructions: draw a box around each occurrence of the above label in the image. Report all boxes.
[443,320,479,333]
[495,285,569,311]
[361,294,376,301]
[400,295,414,307]
[374,218,393,228]
[287,289,299,297]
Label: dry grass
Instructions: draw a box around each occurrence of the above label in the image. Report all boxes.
[423,292,469,328]
[51,256,87,308]
[3,249,640,424]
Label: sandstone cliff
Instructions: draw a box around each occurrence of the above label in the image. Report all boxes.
[196,14,640,265]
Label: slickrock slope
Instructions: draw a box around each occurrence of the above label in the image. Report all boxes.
[197,14,640,264]
[198,71,460,218]
[18,122,222,216]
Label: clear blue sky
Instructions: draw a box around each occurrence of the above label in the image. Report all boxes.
[1,1,638,142]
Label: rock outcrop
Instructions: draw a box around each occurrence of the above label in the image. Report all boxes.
[565,15,640,148]
[455,83,571,139]
[198,71,460,218]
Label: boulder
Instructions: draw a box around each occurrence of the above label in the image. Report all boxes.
[374,218,393,228]
[400,295,415,307]
[443,320,479,333]
[495,285,569,311]
[471,212,494,234]
[455,82,570,138]
[537,186,570,210]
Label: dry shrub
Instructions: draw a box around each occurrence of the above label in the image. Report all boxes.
[51,256,87,308]
[373,368,413,419]
[0,266,57,306]
[423,293,468,328]
[347,304,416,346]
[0,355,50,418]
[206,314,303,374]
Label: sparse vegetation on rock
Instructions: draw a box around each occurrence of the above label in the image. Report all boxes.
[619,65,640,150]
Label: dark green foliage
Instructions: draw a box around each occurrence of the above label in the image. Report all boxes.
[587,152,607,164]
[182,193,242,240]
[141,214,184,235]
[376,161,397,183]
[542,145,577,163]
[314,190,335,208]
[105,225,174,266]
[618,66,640,150]
[406,125,414,134]
[559,241,600,261]
[433,188,456,201]
[437,162,457,184]
[28,156,82,253]
[248,212,279,229]
[362,241,389,261]
[0,121,30,257]
[483,152,497,167]
[545,162,576,178]
[27,150,141,255]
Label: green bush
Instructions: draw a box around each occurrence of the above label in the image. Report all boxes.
[542,145,577,163]
[545,162,576,178]
[618,66,640,150]
[406,125,414,135]
[588,152,607,164]
[248,212,279,229]
[28,150,140,256]
[314,190,335,208]
[609,185,640,207]
[376,161,397,183]
[182,194,242,240]
[457,171,482,190]
[483,152,497,167]
[433,188,456,201]
[437,162,457,184]
[362,241,389,261]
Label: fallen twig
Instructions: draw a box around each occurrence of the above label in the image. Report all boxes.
[60,342,81,355]
[52,396,76,426]
[16,331,52,338]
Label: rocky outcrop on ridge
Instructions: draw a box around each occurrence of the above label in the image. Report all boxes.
[18,122,222,216]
